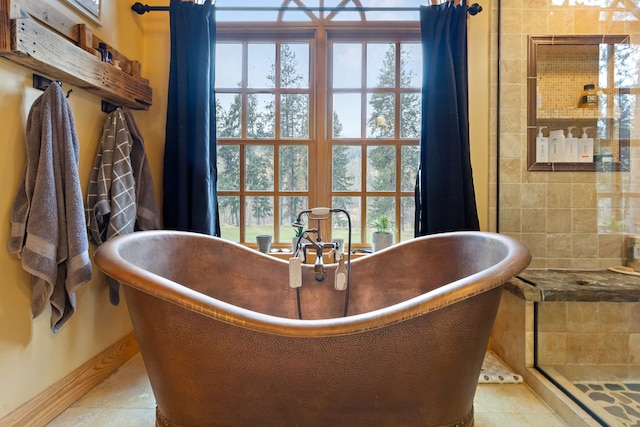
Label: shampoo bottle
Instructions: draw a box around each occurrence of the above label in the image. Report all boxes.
[536,126,548,163]
[564,126,578,162]
[578,127,594,163]
[549,129,565,163]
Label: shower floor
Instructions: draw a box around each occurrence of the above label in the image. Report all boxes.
[573,381,640,427]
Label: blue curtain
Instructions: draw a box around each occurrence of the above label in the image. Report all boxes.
[415,2,479,236]
[163,0,221,235]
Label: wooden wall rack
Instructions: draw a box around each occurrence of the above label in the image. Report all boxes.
[0,0,152,110]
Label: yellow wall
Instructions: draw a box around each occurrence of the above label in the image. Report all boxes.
[0,0,492,419]
[468,2,491,230]
[0,1,155,419]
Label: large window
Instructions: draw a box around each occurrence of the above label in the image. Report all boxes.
[215,1,422,248]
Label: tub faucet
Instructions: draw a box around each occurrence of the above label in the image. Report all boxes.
[313,247,326,282]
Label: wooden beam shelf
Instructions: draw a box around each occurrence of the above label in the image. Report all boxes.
[0,0,152,110]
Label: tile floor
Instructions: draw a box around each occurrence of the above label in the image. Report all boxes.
[574,381,640,426]
[46,353,570,427]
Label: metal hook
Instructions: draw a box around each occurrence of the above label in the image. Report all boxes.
[33,75,72,99]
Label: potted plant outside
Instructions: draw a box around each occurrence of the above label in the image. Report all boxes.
[371,216,393,252]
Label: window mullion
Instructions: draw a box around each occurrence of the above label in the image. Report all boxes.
[239,144,246,244]
[315,27,330,226]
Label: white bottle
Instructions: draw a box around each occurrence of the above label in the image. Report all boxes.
[536,126,548,163]
[578,127,594,163]
[564,126,578,162]
[548,129,565,163]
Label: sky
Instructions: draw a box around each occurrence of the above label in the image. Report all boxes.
[213,0,427,22]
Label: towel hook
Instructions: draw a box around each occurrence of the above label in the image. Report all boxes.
[55,81,72,99]
[33,75,72,99]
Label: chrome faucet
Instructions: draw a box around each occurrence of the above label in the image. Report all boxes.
[291,207,353,318]
[292,207,352,285]
[300,235,331,283]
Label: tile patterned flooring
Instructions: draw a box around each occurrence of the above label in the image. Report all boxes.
[46,353,569,426]
[574,381,640,427]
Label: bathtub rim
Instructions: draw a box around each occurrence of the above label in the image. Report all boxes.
[94,230,531,338]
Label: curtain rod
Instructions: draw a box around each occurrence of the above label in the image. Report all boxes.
[131,2,483,15]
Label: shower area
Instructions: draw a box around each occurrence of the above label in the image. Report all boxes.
[496,0,640,425]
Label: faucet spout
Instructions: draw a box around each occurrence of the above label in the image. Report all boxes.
[313,249,326,282]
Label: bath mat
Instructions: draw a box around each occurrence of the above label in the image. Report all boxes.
[478,351,523,384]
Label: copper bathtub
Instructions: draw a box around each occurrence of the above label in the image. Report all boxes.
[94,230,530,427]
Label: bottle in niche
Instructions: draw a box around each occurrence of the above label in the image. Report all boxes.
[564,127,578,162]
[536,126,548,163]
[578,84,597,108]
[578,127,594,163]
[548,129,565,163]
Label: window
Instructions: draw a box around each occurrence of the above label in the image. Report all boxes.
[215,0,422,247]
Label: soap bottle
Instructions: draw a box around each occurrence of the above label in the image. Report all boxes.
[578,127,594,163]
[578,84,597,108]
[535,126,548,163]
[564,126,578,162]
[548,129,565,163]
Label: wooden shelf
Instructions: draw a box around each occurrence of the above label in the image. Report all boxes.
[0,1,152,110]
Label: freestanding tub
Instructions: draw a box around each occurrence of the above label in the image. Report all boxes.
[94,230,530,427]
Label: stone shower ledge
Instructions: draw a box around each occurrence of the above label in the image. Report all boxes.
[504,269,640,302]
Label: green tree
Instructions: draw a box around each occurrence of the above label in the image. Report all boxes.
[367,44,419,221]
[216,94,241,138]
[278,44,309,139]
[245,145,274,224]
[247,93,274,138]
[331,111,354,228]
[217,145,240,225]
[272,44,310,224]
[215,93,242,228]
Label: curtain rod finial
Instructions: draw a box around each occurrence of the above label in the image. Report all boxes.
[131,2,149,15]
[468,3,482,15]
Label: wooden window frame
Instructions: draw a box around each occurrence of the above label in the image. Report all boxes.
[216,21,421,248]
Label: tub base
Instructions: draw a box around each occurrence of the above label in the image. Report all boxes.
[155,406,474,427]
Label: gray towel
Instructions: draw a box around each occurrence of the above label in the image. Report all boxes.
[123,110,161,231]
[86,109,160,305]
[86,109,137,246]
[8,83,92,333]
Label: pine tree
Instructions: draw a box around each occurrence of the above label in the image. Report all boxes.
[367,44,420,222]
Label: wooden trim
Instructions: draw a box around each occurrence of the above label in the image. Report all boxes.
[0,0,11,52]
[0,332,139,427]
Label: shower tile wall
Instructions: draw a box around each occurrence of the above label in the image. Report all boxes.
[491,0,640,269]
[537,301,640,380]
